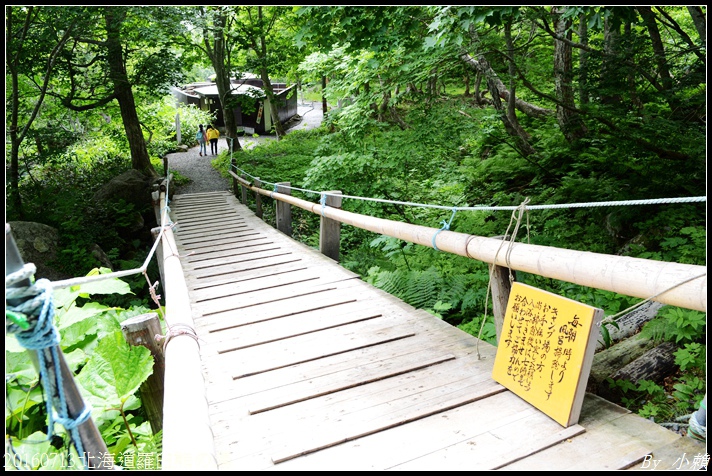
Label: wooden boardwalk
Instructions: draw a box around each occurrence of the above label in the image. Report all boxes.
[168,191,705,471]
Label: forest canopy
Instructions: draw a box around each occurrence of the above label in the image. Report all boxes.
[4,7,707,467]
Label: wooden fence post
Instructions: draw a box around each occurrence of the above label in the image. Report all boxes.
[151,227,165,287]
[489,235,516,344]
[120,313,165,435]
[275,182,292,237]
[254,178,263,218]
[319,191,342,262]
[241,174,248,205]
[230,156,238,198]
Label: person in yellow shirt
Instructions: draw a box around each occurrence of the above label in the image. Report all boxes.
[206,124,220,155]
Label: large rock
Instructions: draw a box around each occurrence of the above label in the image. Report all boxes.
[8,221,115,282]
[92,169,154,210]
[7,221,72,282]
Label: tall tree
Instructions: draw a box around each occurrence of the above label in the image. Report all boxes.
[49,6,187,177]
[235,6,292,139]
[6,6,80,217]
[195,6,243,151]
[552,6,587,142]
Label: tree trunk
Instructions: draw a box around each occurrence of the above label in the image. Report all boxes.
[460,53,553,118]
[686,6,706,49]
[321,75,327,114]
[553,7,587,142]
[578,12,590,106]
[206,10,242,151]
[259,67,286,138]
[475,54,537,157]
[601,13,623,105]
[503,21,531,142]
[473,71,486,106]
[105,8,157,178]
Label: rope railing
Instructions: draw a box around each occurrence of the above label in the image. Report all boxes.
[229,162,706,212]
[228,169,706,314]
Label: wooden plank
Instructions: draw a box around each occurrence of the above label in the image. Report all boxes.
[256,390,525,471]
[188,262,360,303]
[270,374,505,464]
[184,253,302,281]
[499,393,681,470]
[626,435,709,471]
[194,284,363,327]
[176,232,263,251]
[248,353,457,414]
[209,319,422,379]
[210,356,502,448]
[187,262,311,291]
[206,301,386,350]
[204,330,488,405]
[178,235,269,257]
[183,241,277,264]
[389,410,585,471]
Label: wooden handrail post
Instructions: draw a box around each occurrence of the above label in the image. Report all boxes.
[120,313,165,435]
[151,227,165,286]
[230,156,238,198]
[241,173,248,205]
[254,178,263,218]
[275,182,292,236]
[319,191,342,262]
[489,235,516,344]
[5,224,112,469]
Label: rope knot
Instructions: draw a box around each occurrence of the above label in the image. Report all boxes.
[432,207,458,251]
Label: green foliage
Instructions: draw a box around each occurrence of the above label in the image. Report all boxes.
[673,343,705,372]
[638,306,706,345]
[5,270,161,470]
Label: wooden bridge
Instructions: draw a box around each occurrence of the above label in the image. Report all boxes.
[156,190,706,471]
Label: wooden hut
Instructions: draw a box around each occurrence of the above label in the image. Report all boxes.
[172,76,298,134]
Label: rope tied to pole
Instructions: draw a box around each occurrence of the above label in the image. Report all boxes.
[5,263,92,469]
[157,323,201,353]
[432,207,458,251]
[320,193,327,217]
[476,198,531,359]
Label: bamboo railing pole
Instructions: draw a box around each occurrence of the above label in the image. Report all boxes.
[5,224,111,470]
[157,192,218,471]
[239,186,706,313]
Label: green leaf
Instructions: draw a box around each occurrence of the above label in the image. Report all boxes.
[52,269,133,310]
[57,301,119,330]
[77,331,153,410]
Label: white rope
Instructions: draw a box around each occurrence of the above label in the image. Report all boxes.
[229,163,705,211]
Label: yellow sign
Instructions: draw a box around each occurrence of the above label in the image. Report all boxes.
[492,282,603,427]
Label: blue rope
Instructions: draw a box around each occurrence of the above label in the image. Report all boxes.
[432,208,458,251]
[270,184,278,199]
[320,193,327,217]
[6,265,91,469]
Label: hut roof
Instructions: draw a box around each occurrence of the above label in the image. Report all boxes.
[192,84,265,99]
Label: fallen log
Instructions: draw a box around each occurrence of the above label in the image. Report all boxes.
[597,341,678,402]
[595,301,663,351]
[587,333,657,394]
